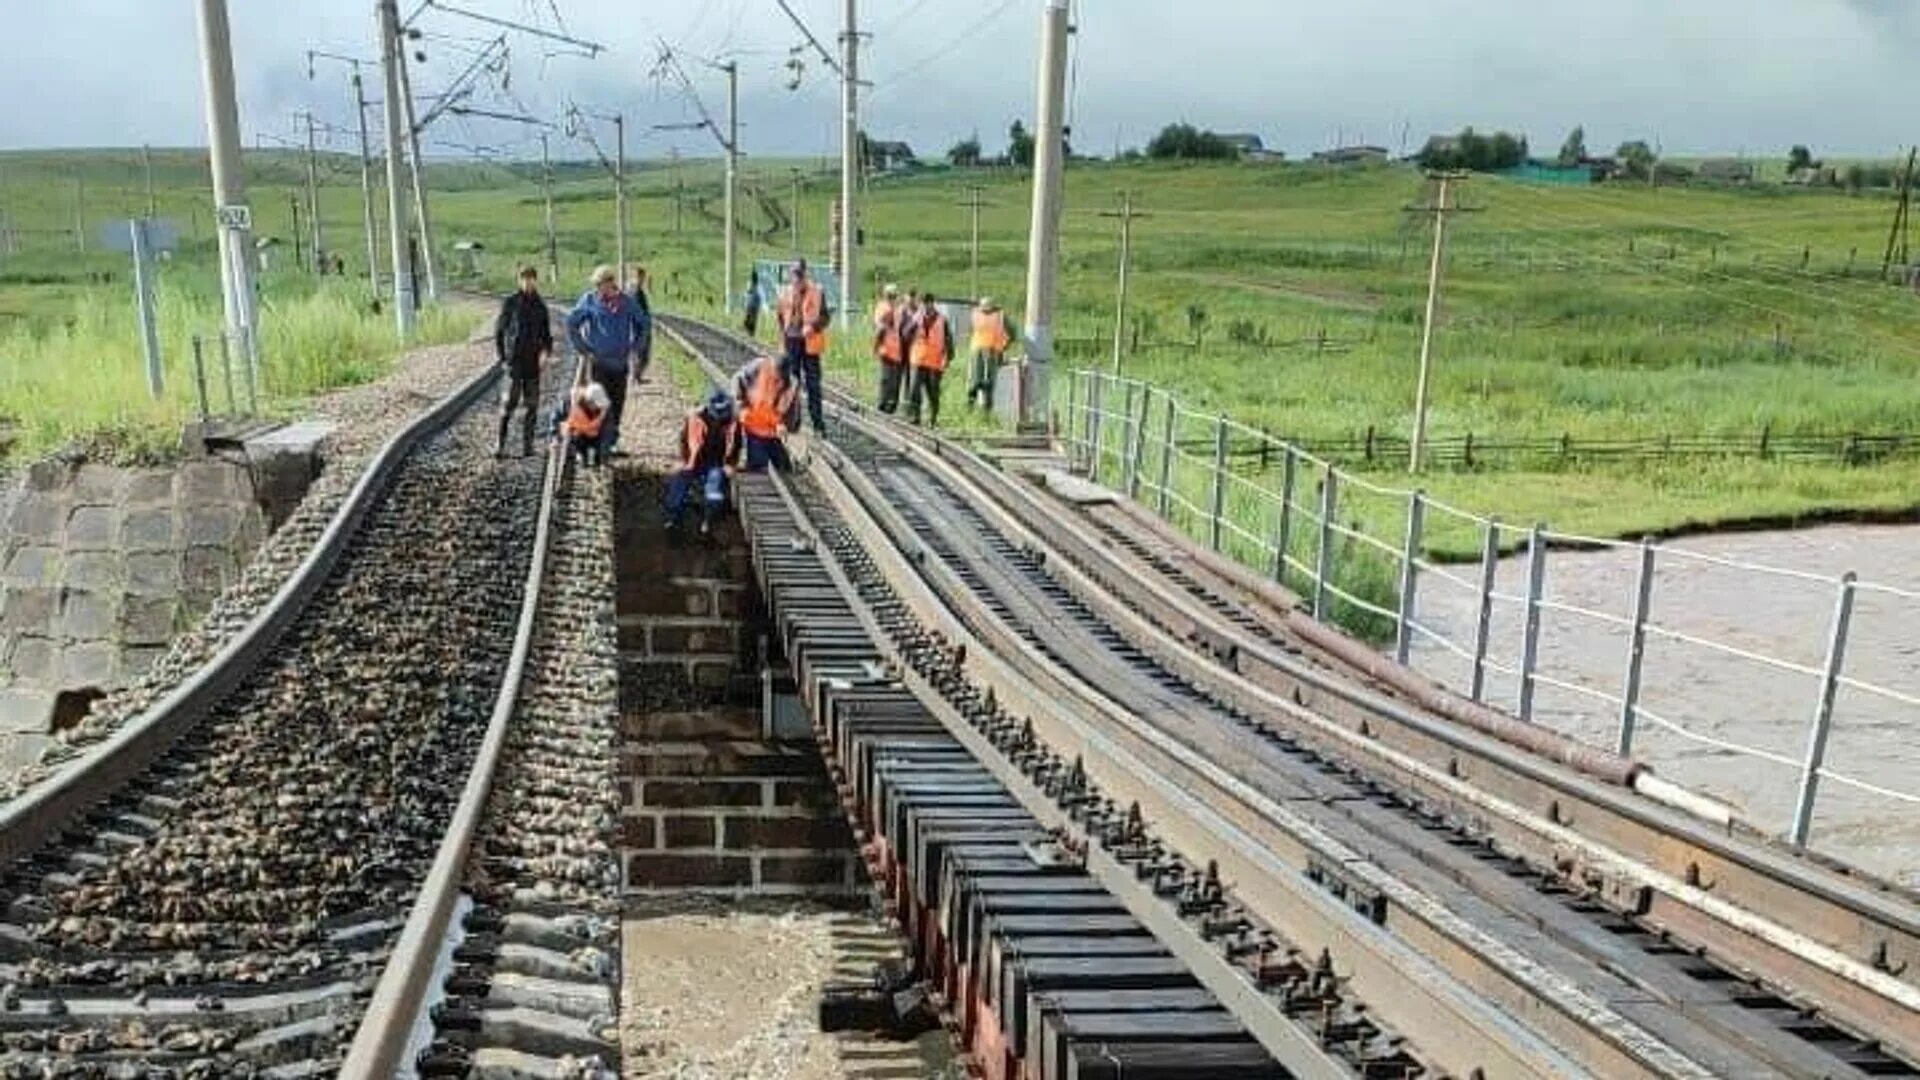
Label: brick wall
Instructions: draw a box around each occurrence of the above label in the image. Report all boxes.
[614,476,858,895]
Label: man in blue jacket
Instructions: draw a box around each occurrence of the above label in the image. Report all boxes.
[566,264,651,454]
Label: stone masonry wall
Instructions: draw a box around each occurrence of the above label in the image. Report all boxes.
[614,474,858,895]
[0,459,266,754]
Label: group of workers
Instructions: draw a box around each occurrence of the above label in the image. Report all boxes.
[495,256,1019,538]
[869,286,1013,426]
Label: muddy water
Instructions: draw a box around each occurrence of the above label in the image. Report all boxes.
[1407,523,1920,888]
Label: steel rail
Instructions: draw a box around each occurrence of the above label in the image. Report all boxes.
[911,409,1920,1063]
[668,314,1920,1069]
[0,362,501,869]
[660,319,1610,1078]
[340,374,570,1077]
[954,446,1920,1061]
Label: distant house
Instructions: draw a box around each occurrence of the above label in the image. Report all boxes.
[1415,134,1461,162]
[1786,166,1836,187]
[1696,158,1755,185]
[866,140,918,171]
[1579,155,1624,181]
[1218,134,1267,157]
[1311,145,1389,165]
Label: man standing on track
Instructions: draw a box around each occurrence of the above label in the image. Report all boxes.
[873,283,906,414]
[565,265,650,457]
[965,297,1013,412]
[629,266,655,378]
[734,354,798,473]
[493,265,552,458]
[905,292,953,428]
[776,259,831,434]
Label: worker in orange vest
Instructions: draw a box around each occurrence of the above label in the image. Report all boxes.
[665,391,741,535]
[775,259,831,434]
[904,292,954,428]
[965,297,1014,411]
[551,381,609,467]
[733,354,799,473]
[872,283,907,415]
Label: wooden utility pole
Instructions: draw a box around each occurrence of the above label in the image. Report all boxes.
[141,144,157,218]
[73,177,85,252]
[1407,172,1478,473]
[1098,191,1149,375]
[1882,147,1916,281]
[958,184,990,300]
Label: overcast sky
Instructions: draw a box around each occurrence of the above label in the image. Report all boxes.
[0,1,1914,162]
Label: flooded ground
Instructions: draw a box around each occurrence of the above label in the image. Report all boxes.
[1408,522,1920,888]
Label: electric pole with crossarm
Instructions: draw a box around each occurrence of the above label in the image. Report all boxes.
[1406,172,1479,473]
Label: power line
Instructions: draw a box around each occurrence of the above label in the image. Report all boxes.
[868,0,1021,90]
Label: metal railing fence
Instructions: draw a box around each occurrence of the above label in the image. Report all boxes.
[1064,368,1920,862]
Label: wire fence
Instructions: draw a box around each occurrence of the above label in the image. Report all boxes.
[1063,367,1920,865]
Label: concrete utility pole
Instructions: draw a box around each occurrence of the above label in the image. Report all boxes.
[351,69,380,291]
[1100,191,1148,376]
[1020,0,1071,426]
[378,0,416,334]
[839,0,859,327]
[130,219,164,399]
[614,112,627,285]
[790,169,804,252]
[540,132,559,284]
[959,184,988,300]
[299,111,324,272]
[1408,172,1476,473]
[724,60,739,315]
[141,144,157,218]
[395,38,440,301]
[195,0,261,375]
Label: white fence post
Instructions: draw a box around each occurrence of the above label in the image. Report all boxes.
[1313,465,1338,620]
[1469,518,1500,702]
[1126,382,1148,500]
[1517,524,1548,722]
[1156,393,1175,518]
[1088,374,1106,481]
[1394,490,1426,665]
[1207,415,1229,551]
[1615,538,1657,756]
[1790,573,1858,848]
[1066,370,1084,471]
[1273,445,1296,584]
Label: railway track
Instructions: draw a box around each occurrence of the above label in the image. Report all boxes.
[662,312,1920,1079]
[0,308,626,1078]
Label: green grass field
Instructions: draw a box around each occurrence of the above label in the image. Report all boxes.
[5,148,1919,544]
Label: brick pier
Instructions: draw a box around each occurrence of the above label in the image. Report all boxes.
[613,472,858,895]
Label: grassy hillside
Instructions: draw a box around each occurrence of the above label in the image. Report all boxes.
[5,149,1920,543]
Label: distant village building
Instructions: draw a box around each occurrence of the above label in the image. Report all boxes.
[1786,166,1837,187]
[1696,158,1755,185]
[1215,133,1283,160]
[1311,145,1389,165]
[866,140,918,172]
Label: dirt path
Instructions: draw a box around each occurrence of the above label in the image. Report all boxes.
[1408,523,1920,887]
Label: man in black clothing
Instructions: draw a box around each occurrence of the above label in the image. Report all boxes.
[494,265,553,457]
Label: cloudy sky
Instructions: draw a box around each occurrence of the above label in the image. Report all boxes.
[0,1,1914,162]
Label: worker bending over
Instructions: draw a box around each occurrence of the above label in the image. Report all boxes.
[872,283,906,414]
[776,259,831,434]
[904,292,953,428]
[665,391,741,536]
[553,382,610,467]
[965,297,1013,412]
[734,354,799,473]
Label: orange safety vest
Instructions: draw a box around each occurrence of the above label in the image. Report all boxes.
[564,403,604,440]
[910,311,950,372]
[684,411,739,466]
[738,361,796,438]
[778,281,829,357]
[873,300,903,364]
[970,309,1011,354]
